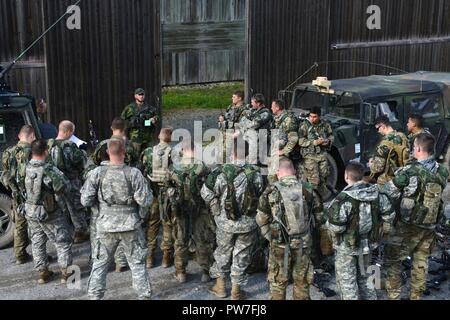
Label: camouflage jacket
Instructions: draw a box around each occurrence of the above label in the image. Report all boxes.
[47,139,87,180]
[201,160,264,233]
[80,163,153,233]
[272,111,299,157]
[121,102,160,144]
[169,157,210,213]
[24,159,70,221]
[1,141,32,198]
[256,176,322,248]
[370,130,409,183]
[298,119,334,156]
[219,104,248,131]
[92,135,139,167]
[326,182,394,254]
[141,142,173,189]
[237,106,273,132]
[382,157,449,229]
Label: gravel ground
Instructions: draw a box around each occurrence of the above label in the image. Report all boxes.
[0,109,448,300]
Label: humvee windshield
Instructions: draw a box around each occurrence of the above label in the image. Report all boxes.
[0,97,41,154]
[292,88,361,120]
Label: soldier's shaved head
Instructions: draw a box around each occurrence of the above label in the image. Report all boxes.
[111,118,127,132]
[159,128,173,143]
[19,125,35,137]
[345,162,365,182]
[31,139,48,157]
[59,120,75,134]
[414,133,435,155]
[107,139,126,157]
[277,157,296,177]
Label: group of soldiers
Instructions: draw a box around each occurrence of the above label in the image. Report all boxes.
[1,87,448,301]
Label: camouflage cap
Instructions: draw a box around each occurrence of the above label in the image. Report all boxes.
[135,88,145,95]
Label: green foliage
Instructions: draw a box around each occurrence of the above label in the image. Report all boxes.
[162,82,244,110]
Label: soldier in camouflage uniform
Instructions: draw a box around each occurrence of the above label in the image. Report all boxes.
[201,142,263,300]
[24,140,73,284]
[91,118,140,168]
[406,114,430,157]
[269,99,299,183]
[1,125,35,264]
[297,106,334,267]
[121,88,161,155]
[87,118,140,272]
[218,91,248,163]
[235,94,273,164]
[168,144,215,283]
[218,91,248,132]
[47,121,88,243]
[383,133,449,300]
[326,162,395,300]
[369,116,409,186]
[256,158,322,300]
[81,139,153,300]
[141,128,175,269]
[297,106,334,195]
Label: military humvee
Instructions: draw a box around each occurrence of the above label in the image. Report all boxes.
[0,75,42,248]
[280,72,450,198]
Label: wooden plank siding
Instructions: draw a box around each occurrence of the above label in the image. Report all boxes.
[41,0,162,141]
[0,0,46,100]
[246,0,450,103]
[161,0,246,85]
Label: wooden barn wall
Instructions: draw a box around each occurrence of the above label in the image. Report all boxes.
[42,0,162,141]
[161,0,246,86]
[246,0,450,103]
[328,0,450,79]
[0,0,46,101]
[245,0,331,102]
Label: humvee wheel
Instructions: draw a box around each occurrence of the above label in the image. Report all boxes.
[322,153,338,202]
[0,194,14,249]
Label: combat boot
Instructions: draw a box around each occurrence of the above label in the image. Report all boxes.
[16,253,32,265]
[115,265,128,273]
[208,277,227,298]
[174,271,187,283]
[201,270,211,283]
[146,250,155,269]
[73,231,90,244]
[60,268,70,284]
[231,283,246,300]
[162,251,173,268]
[38,269,54,284]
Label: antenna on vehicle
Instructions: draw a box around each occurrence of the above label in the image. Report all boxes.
[0,0,83,81]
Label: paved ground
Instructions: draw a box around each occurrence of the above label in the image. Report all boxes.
[0,109,448,300]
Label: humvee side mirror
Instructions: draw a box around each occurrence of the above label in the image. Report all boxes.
[363,103,376,124]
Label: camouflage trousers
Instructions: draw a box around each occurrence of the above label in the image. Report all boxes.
[165,204,215,274]
[384,222,436,300]
[191,208,216,272]
[65,179,88,233]
[88,228,151,300]
[27,212,73,271]
[247,228,269,274]
[267,244,313,300]
[210,227,257,286]
[146,197,174,255]
[298,154,329,192]
[90,206,127,268]
[334,247,377,300]
[12,199,29,261]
